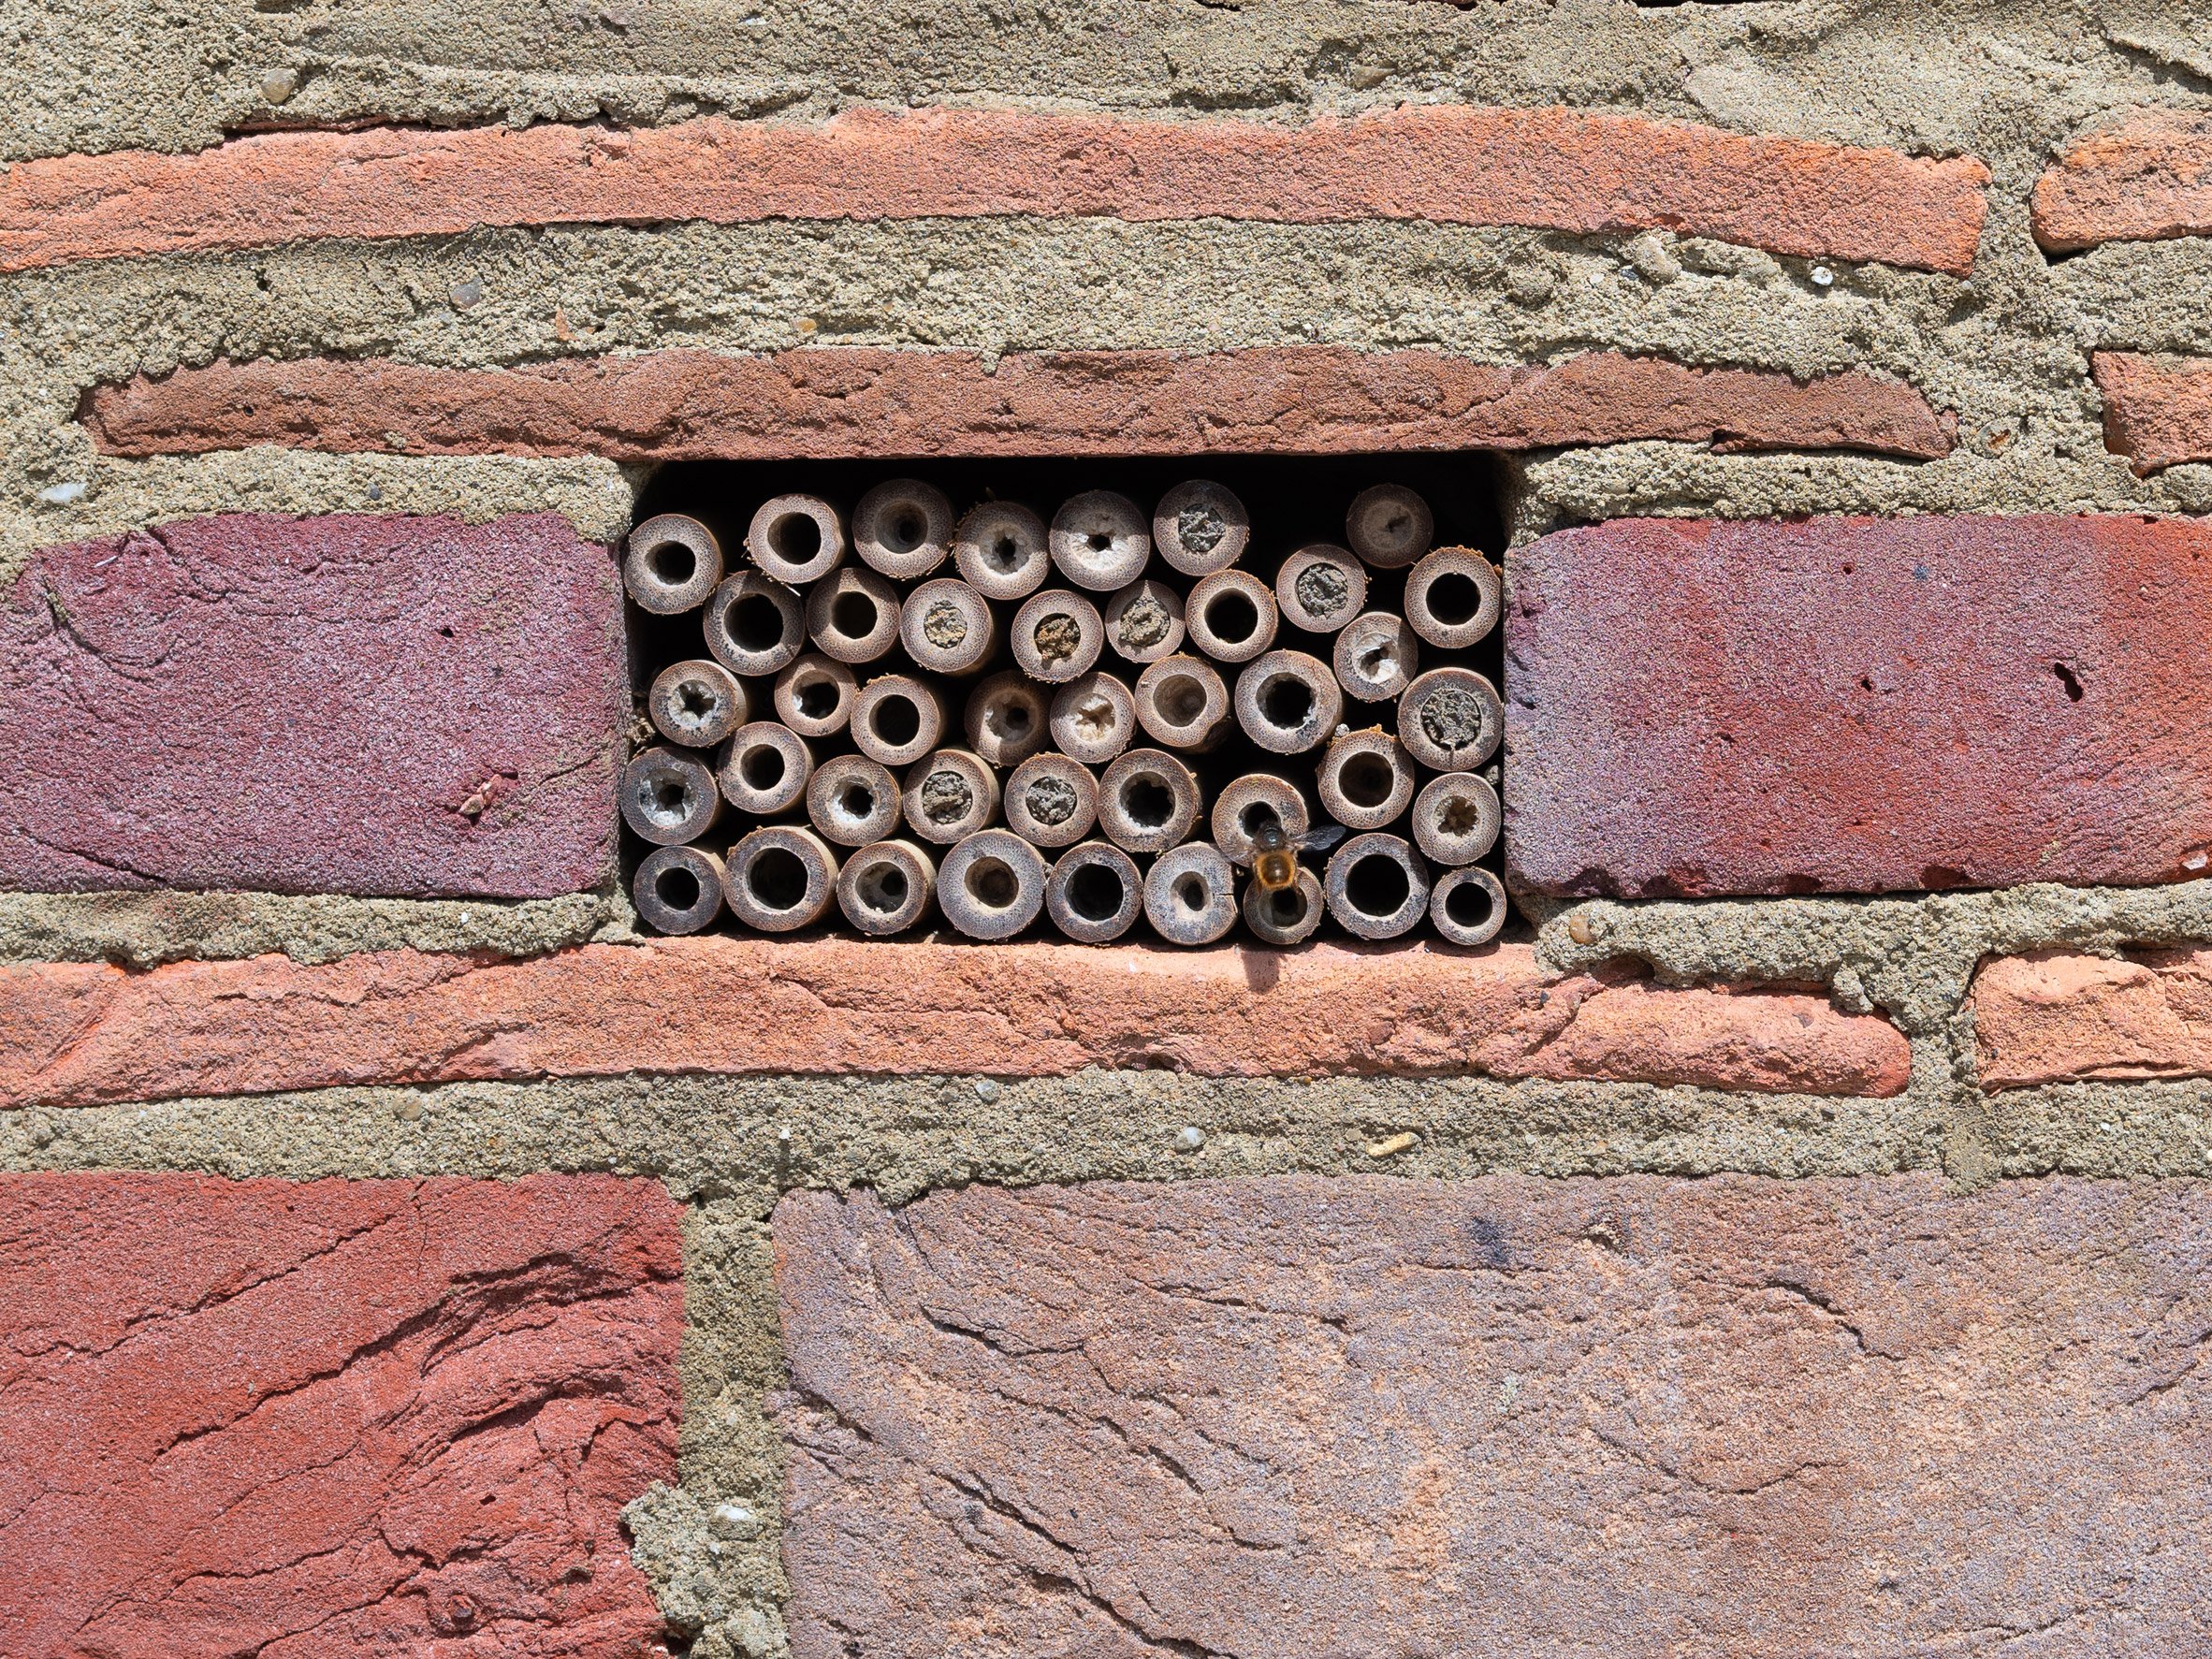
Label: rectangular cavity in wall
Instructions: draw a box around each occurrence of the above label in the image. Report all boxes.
[619,455,1506,949]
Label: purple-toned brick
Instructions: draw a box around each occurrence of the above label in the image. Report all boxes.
[0,513,624,897]
[777,1175,2212,1658]
[1505,514,2212,896]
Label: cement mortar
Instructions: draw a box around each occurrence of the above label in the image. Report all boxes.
[5,0,2204,163]
[0,885,633,968]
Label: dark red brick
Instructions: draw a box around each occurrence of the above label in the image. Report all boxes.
[0,513,625,896]
[1505,514,2212,896]
[0,1171,682,1658]
[776,1174,2212,1657]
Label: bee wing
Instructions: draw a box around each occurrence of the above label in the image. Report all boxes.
[1295,823,1349,854]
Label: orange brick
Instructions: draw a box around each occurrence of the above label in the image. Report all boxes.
[2091,351,2212,474]
[84,347,1954,463]
[0,939,1911,1109]
[0,106,1989,274]
[1973,946,2212,1088]
[2033,108,2212,252]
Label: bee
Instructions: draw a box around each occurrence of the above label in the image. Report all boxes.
[1245,817,1346,895]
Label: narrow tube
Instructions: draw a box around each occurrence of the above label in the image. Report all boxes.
[1397,667,1504,771]
[901,749,1001,845]
[1242,866,1324,946]
[1332,611,1421,703]
[773,654,856,737]
[1153,480,1250,577]
[1103,578,1186,664]
[1004,752,1099,848]
[1049,490,1151,589]
[1133,655,1230,751]
[1144,842,1239,946]
[805,753,902,847]
[1317,730,1416,830]
[851,675,946,767]
[1274,543,1366,633]
[953,501,1052,601]
[1345,483,1433,568]
[836,838,937,936]
[1048,672,1137,765]
[937,829,1048,940]
[703,572,805,677]
[648,658,747,749]
[619,747,720,846]
[965,672,1051,766]
[1403,546,1503,648]
[1411,771,1503,866]
[725,824,838,932]
[1045,840,1143,943]
[624,513,722,614]
[1211,774,1311,866]
[1097,748,1201,853]
[852,478,953,579]
[805,564,902,663]
[633,843,726,935]
[1232,649,1342,754]
[716,721,813,816]
[746,493,847,585]
[1324,832,1431,940]
[1184,569,1278,664]
[1431,865,1508,947]
[1011,589,1105,682]
[900,578,997,676]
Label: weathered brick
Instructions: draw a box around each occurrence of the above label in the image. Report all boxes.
[0,107,1989,274]
[82,348,1954,463]
[2033,107,2212,251]
[0,938,1910,1109]
[1506,514,2212,896]
[776,1173,2212,1658]
[2091,350,2212,474]
[0,513,625,897]
[0,1171,681,1658]
[1972,946,2212,1088]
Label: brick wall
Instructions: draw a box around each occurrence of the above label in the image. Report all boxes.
[6,4,2212,1655]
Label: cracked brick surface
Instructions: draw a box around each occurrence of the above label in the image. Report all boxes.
[0,512,626,897]
[0,1171,682,1658]
[774,1174,2212,1658]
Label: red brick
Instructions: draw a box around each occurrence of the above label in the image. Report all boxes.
[2033,108,2212,252]
[82,348,1954,463]
[0,1171,681,1658]
[2091,351,2212,474]
[1506,514,2212,896]
[775,1173,2212,1657]
[0,938,1910,1110]
[0,107,1988,274]
[1972,946,2212,1088]
[0,513,624,897]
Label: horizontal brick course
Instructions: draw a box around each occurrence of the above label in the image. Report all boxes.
[0,1171,681,1658]
[0,938,1909,1109]
[1972,946,2212,1088]
[0,106,1989,274]
[0,513,625,897]
[2091,350,2212,474]
[2033,107,2212,251]
[777,1173,2212,1657]
[1506,514,2212,896]
[82,347,1955,463]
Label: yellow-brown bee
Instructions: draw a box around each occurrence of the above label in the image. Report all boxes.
[1246,817,1345,894]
